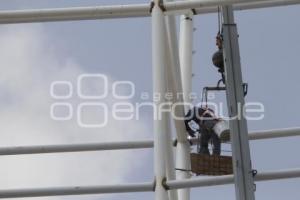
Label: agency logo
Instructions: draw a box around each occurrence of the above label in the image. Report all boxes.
[50,73,265,128]
[50,74,135,128]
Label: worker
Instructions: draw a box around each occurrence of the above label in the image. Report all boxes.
[184,107,221,156]
[212,33,225,83]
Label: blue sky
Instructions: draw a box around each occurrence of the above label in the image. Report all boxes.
[0,1,299,200]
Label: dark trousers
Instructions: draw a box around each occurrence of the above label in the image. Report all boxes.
[199,130,221,155]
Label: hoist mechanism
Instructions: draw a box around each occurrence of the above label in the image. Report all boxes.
[210,31,248,97]
[211,7,248,95]
[188,8,234,176]
[212,32,226,85]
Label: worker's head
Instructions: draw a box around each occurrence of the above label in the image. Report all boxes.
[197,107,216,121]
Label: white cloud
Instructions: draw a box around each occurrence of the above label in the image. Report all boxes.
[0,25,151,200]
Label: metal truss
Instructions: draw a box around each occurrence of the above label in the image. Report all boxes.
[0,1,299,200]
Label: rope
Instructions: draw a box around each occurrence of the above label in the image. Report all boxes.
[217,6,223,34]
[175,168,192,172]
[200,87,208,108]
[218,6,221,34]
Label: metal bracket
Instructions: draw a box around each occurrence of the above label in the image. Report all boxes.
[152,177,157,191]
[149,1,155,13]
[191,9,197,15]
[161,177,170,190]
[203,84,247,95]
[158,0,166,12]
[252,169,258,177]
[243,83,248,96]
[175,168,192,172]
[185,16,193,21]
[252,170,258,192]
[223,23,236,26]
[203,86,226,91]
[173,139,178,147]
[150,0,166,13]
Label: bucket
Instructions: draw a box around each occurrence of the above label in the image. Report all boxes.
[213,120,230,142]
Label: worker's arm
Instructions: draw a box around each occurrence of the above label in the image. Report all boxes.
[184,109,198,137]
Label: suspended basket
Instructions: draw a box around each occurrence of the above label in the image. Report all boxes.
[190,153,233,176]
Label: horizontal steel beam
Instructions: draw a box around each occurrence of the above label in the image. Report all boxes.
[0,4,150,24]
[0,168,299,198]
[0,127,299,156]
[0,182,154,198]
[166,168,300,190]
[167,0,300,13]
[189,127,300,144]
[0,140,153,155]
[0,0,299,24]
[195,0,300,14]
[248,127,300,140]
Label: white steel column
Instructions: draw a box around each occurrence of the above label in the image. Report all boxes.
[165,112,179,200]
[165,44,178,200]
[222,5,255,200]
[177,9,194,200]
[166,168,300,189]
[164,12,179,200]
[152,1,170,200]
[164,1,192,200]
[175,143,191,200]
[179,12,193,108]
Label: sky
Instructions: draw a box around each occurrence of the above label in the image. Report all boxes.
[0,1,299,200]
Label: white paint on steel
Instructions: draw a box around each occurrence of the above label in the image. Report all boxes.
[166,168,300,189]
[0,0,299,23]
[165,113,179,200]
[179,12,193,110]
[0,140,154,155]
[164,11,188,143]
[248,127,300,140]
[222,5,255,200]
[164,0,299,11]
[152,1,170,200]
[164,1,184,198]
[0,128,299,155]
[164,2,193,200]
[164,2,193,199]
[0,4,149,23]
[195,0,300,14]
[0,182,154,198]
[175,143,191,200]
[0,168,299,198]
[177,9,194,200]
